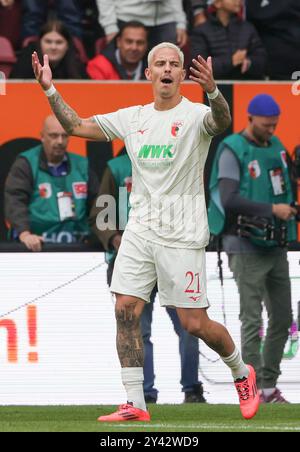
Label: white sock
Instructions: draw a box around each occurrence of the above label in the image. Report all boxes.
[221,347,249,380]
[121,367,146,411]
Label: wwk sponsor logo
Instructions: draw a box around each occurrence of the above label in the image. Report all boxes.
[138,144,174,159]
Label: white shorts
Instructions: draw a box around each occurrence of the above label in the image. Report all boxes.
[111,229,209,309]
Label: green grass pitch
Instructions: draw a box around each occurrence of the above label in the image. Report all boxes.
[0,404,299,432]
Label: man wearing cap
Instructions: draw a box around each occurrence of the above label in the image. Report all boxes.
[208,93,297,403]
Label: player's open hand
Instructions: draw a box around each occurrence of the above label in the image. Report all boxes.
[189,55,216,94]
[32,51,52,91]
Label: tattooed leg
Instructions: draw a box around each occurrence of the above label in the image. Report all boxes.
[115,298,144,368]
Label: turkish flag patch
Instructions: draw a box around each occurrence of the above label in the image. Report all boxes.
[38,183,52,199]
[72,182,87,199]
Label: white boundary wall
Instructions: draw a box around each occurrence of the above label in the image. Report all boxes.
[0,252,299,405]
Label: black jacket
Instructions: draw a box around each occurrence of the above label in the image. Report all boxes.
[190,13,267,80]
[245,0,300,79]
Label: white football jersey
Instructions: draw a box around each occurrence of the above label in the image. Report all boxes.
[94,96,212,248]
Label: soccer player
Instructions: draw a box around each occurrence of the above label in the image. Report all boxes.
[32,42,259,421]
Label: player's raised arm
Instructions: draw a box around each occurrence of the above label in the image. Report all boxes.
[189,55,232,136]
[32,52,106,141]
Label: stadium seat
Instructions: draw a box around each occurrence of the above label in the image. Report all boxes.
[94,37,107,55]
[0,36,17,78]
[22,35,38,48]
[72,36,88,64]
[0,0,22,50]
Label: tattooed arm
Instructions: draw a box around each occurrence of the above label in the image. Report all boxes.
[189,55,232,135]
[32,52,106,140]
[203,91,231,136]
[48,90,104,139]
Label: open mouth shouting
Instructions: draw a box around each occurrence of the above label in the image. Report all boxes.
[161,77,173,86]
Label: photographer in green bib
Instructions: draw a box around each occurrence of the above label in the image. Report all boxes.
[4,115,99,251]
[208,94,297,403]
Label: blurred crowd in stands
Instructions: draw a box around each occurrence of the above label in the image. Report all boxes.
[0,0,299,81]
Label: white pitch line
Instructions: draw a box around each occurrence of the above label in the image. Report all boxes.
[112,423,300,431]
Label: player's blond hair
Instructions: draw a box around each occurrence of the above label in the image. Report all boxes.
[147,42,184,67]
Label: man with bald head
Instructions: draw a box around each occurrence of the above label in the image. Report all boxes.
[5,115,98,251]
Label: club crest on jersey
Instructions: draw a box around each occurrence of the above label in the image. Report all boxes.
[38,183,52,198]
[248,160,261,179]
[171,120,183,137]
